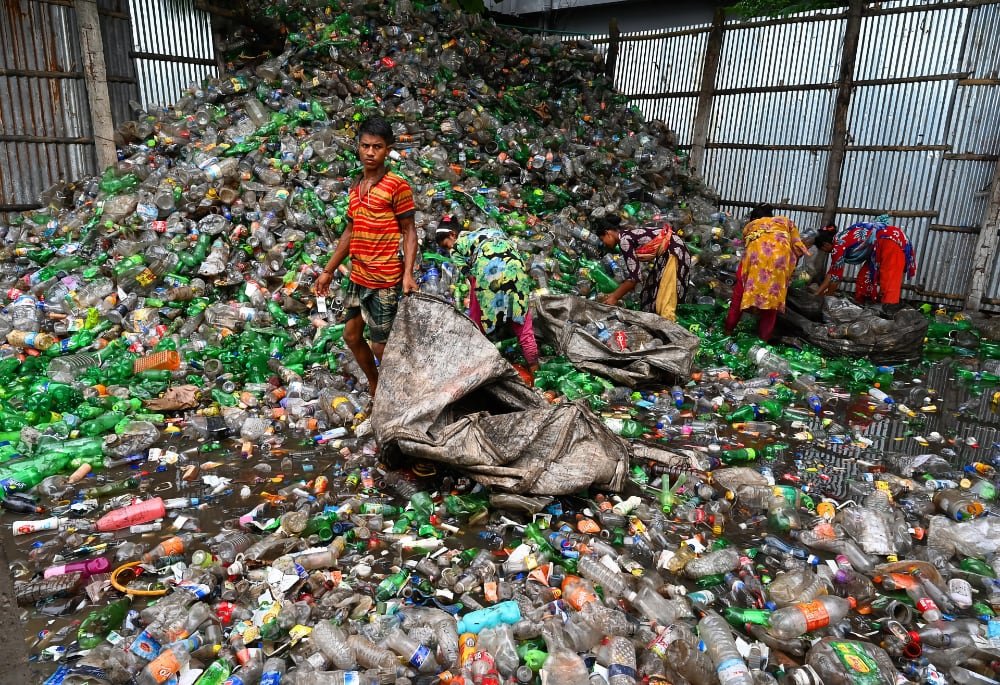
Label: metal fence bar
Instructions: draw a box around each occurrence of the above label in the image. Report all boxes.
[823,0,866,226]
[689,9,725,176]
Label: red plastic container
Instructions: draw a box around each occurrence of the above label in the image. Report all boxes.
[95,497,166,532]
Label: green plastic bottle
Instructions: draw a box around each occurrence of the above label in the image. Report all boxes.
[193,655,233,685]
[77,596,131,649]
[603,417,646,438]
[959,557,995,577]
[723,606,771,627]
[79,411,125,436]
[376,569,410,601]
[578,258,618,294]
[409,491,435,519]
[956,368,1000,384]
[85,477,140,499]
[719,448,758,464]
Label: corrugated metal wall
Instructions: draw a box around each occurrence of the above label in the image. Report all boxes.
[0,0,215,223]
[129,0,216,108]
[0,0,138,221]
[590,0,1000,310]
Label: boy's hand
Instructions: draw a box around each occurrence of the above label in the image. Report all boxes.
[402,273,419,295]
[314,272,334,296]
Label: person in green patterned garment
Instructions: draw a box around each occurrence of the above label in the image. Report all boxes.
[435,216,539,373]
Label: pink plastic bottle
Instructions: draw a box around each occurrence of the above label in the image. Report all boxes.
[95,497,166,532]
[44,557,111,579]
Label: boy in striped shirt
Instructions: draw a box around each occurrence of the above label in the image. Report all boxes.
[315,117,418,397]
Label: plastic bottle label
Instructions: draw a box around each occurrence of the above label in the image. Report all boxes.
[828,641,883,685]
[147,649,181,683]
[129,630,161,660]
[224,678,245,685]
[716,658,751,685]
[409,644,431,668]
[0,477,29,495]
[341,674,359,685]
[44,664,108,685]
[609,664,638,680]
[136,268,157,287]
[175,580,211,599]
[797,600,830,631]
[259,673,282,685]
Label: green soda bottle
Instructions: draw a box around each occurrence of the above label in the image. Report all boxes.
[409,491,435,519]
[193,655,233,685]
[85,477,140,499]
[376,569,409,601]
[79,411,125,436]
[78,597,131,649]
[603,417,646,438]
[723,606,771,627]
[719,448,758,464]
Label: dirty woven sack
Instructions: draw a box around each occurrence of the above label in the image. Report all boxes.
[780,292,929,364]
[144,384,201,411]
[372,295,628,495]
[533,294,700,386]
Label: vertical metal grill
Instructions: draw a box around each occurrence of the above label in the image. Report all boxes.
[129,0,217,109]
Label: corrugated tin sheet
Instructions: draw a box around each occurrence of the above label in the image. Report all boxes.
[130,0,217,109]
[706,148,829,207]
[589,0,1000,309]
[710,90,835,147]
[610,25,709,146]
[100,0,141,127]
[716,15,843,89]
[0,0,212,223]
[855,5,968,80]
[0,0,95,221]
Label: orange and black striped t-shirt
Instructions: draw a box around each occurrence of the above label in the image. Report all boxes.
[347,171,416,288]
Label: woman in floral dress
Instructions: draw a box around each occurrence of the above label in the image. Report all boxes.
[724,204,808,342]
[436,217,539,372]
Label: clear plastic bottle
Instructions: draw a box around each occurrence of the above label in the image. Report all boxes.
[578,556,634,600]
[630,580,678,625]
[685,547,740,578]
[787,638,901,685]
[831,565,877,609]
[561,574,599,611]
[292,672,384,685]
[539,621,590,685]
[75,277,115,307]
[346,635,399,671]
[260,656,286,685]
[665,628,715,684]
[792,524,874,574]
[747,345,791,377]
[135,635,202,685]
[9,295,40,331]
[698,611,753,685]
[310,621,355,670]
[767,596,855,640]
[933,488,985,521]
[212,531,254,564]
[421,265,441,295]
[477,624,519,676]
[383,626,440,674]
[767,566,826,607]
[606,636,637,685]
